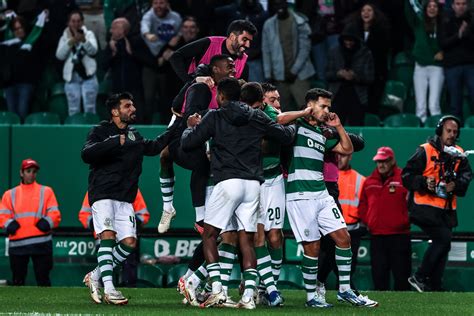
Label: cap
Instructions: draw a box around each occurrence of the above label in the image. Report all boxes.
[372,147,394,161]
[21,158,40,170]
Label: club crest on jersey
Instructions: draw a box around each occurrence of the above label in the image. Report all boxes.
[128,131,135,141]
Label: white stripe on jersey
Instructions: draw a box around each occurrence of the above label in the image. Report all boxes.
[288,169,324,182]
[297,126,326,144]
[294,146,324,161]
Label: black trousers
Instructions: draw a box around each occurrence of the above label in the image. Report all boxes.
[168,137,210,208]
[121,250,138,287]
[370,234,411,291]
[9,253,53,286]
[415,224,452,290]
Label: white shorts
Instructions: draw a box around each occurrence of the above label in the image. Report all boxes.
[286,195,346,242]
[258,175,285,231]
[205,179,260,232]
[91,199,137,241]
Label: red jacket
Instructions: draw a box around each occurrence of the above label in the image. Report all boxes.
[359,166,410,235]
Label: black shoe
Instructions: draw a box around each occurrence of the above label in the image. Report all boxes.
[408,275,427,293]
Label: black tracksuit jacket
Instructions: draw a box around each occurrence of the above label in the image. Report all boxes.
[81,121,171,205]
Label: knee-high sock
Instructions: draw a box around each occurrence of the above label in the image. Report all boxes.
[97,239,116,293]
[160,171,175,211]
[302,254,318,301]
[218,243,237,295]
[206,262,222,294]
[336,246,352,292]
[256,246,277,294]
[269,246,283,282]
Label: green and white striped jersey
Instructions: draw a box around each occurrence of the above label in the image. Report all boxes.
[286,118,338,200]
[262,104,281,180]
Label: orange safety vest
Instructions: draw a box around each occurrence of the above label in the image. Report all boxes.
[413,143,463,210]
[78,189,150,238]
[0,182,61,247]
[338,169,366,225]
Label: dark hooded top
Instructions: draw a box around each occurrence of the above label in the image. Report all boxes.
[181,101,296,184]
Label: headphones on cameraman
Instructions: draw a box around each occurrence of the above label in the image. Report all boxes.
[435,115,461,139]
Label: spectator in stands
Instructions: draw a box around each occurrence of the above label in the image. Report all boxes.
[347,2,391,115]
[79,0,106,50]
[406,0,444,124]
[79,189,149,288]
[262,0,315,112]
[326,25,374,126]
[359,147,411,291]
[56,10,99,116]
[0,11,47,121]
[236,0,269,83]
[440,0,474,120]
[0,158,61,286]
[402,116,472,292]
[153,16,201,123]
[103,0,149,39]
[104,17,147,123]
[294,0,360,82]
[140,0,181,124]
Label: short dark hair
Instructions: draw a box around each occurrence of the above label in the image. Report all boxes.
[226,19,257,37]
[240,82,263,106]
[261,82,277,94]
[305,88,332,104]
[217,77,241,102]
[209,54,231,68]
[68,10,84,22]
[106,92,134,113]
[10,16,29,33]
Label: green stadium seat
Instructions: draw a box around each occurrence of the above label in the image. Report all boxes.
[424,114,444,127]
[278,265,304,290]
[310,79,327,89]
[51,82,65,96]
[384,80,407,101]
[137,264,164,288]
[64,112,100,125]
[24,112,61,125]
[0,111,21,124]
[464,116,474,128]
[47,95,69,122]
[364,113,382,126]
[99,79,112,96]
[384,113,421,127]
[152,112,162,125]
[166,264,188,288]
[393,51,415,66]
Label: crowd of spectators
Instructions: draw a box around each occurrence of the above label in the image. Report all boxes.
[0,0,473,125]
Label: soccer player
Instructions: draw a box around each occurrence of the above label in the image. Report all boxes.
[279,88,366,308]
[180,78,295,309]
[81,92,172,304]
[157,55,236,234]
[170,19,256,83]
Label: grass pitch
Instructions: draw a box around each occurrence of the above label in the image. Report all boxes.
[0,287,473,315]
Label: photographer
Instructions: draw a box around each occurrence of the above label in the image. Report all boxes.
[56,10,98,117]
[402,115,472,292]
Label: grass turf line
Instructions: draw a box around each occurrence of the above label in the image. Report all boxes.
[0,287,473,315]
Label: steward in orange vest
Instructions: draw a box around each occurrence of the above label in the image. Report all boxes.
[338,166,366,227]
[0,159,61,286]
[402,116,472,292]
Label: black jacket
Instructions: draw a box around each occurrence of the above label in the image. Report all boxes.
[440,12,474,68]
[402,136,472,227]
[81,121,171,204]
[181,101,296,184]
